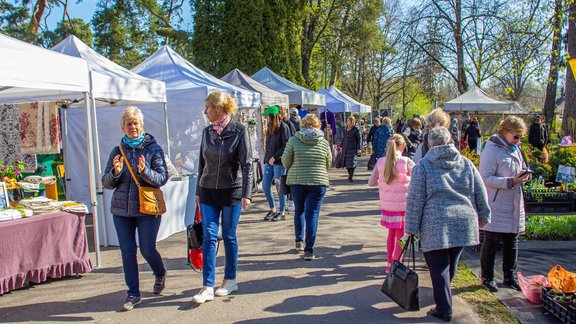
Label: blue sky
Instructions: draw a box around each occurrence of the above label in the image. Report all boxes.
[45,0,193,30]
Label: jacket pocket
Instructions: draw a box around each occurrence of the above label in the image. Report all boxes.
[492,189,500,202]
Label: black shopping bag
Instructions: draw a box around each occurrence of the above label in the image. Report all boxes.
[381,235,420,311]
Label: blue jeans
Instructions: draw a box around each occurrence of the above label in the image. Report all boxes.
[200,202,242,287]
[423,247,464,315]
[262,163,286,212]
[113,215,166,297]
[290,185,327,253]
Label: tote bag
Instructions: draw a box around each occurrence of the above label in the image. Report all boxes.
[381,235,420,311]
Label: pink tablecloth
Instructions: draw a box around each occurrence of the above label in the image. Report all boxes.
[0,211,92,295]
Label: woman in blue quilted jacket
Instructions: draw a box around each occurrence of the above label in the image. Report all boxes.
[102,106,169,311]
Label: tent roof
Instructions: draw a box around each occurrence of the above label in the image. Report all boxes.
[443,86,525,114]
[221,68,289,108]
[0,33,90,103]
[51,36,166,106]
[251,67,325,107]
[326,85,371,113]
[132,46,260,108]
[317,88,349,113]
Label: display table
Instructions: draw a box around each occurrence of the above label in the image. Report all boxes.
[101,177,191,246]
[0,211,93,295]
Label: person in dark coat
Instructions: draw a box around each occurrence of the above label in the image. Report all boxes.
[102,106,169,311]
[262,105,291,221]
[464,121,481,152]
[289,108,301,132]
[528,115,545,151]
[192,91,253,304]
[340,115,361,182]
[402,118,423,159]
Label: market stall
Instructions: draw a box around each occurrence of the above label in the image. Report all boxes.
[0,210,92,295]
[51,36,168,247]
[0,33,100,266]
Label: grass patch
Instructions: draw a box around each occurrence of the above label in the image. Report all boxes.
[452,263,519,324]
[525,215,576,240]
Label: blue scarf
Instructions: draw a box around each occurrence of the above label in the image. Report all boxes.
[122,132,145,148]
[499,135,518,152]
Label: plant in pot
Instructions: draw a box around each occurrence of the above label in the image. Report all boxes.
[554,294,572,308]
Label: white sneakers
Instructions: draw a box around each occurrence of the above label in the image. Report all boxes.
[215,279,238,297]
[192,286,214,304]
[192,280,238,304]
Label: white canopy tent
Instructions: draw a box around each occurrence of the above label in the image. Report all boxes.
[0,33,103,266]
[326,85,371,113]
[318,88,350,113]
[51,36,167,247]
[252,67,326,108]
[132,46,261,177]
[443,86,525,114]
[221,68,289,171]
[221,68,289,108]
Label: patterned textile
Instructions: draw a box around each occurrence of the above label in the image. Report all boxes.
[0,104,36,172]
[20,101,61,155]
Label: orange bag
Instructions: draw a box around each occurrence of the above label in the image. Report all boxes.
[547,264,576,292]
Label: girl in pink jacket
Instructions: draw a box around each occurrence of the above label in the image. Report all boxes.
[368,134,415,273]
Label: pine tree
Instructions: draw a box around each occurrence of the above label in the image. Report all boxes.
[191,0,225,75]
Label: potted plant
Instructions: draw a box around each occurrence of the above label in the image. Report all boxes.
[0,160,26,189]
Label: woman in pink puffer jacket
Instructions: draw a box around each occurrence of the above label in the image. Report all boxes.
[368,134,415,273]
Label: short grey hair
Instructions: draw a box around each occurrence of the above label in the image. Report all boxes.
[428,126,451,148]
[120,106,144,130]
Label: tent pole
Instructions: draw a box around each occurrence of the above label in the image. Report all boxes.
[61,106,70,201]
[84,92,101,267]
[90,95,108,247]
[163,102,171,159]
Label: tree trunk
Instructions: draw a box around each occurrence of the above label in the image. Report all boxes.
[564,3,576,136]
[543,0,563,125]
[28,0,47,38]
[454,0,468,94]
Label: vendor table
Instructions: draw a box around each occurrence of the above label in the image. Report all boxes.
[101,177,191,246]
[0,211,93,295]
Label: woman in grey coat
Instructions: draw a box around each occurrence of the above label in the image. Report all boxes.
[479,116,530,293]
[406,126,491,322]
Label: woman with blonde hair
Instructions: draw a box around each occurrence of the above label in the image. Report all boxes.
[282,114,331,260]
[339,115,361,182]
[368,134,415,273]
[479,116,530,293]
[192,91,253,304]
[421,108,451,157]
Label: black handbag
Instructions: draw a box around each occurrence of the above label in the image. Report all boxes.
[381,235,420,311]
[279,174,290,195]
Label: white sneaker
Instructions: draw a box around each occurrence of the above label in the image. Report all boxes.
[214,279,238,297]
[192,286,214,304]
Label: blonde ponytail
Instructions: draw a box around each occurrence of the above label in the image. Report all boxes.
[382,134,405,184]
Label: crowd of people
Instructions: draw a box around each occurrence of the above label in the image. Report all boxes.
[103,93,534,322]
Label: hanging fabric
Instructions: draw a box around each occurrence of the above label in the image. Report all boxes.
[20,101,61,155]
[0,104,37,172]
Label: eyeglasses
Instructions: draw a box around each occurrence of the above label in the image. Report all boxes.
[513,135,523,140]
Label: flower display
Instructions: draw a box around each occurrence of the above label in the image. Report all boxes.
[0,160,27,180]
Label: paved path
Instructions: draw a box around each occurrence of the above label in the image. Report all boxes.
[1,157,482,323]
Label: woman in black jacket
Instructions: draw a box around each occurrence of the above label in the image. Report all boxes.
[102,106,169,311]
[261,105,291,221]
[192,92,253,304]
[340,115,361,182]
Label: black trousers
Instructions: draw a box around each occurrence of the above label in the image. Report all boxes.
[423,247,464,315]
[347,167,355,179]
[480,231,518,281]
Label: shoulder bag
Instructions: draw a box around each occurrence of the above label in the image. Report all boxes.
[119,145,166,215]
[381,235,420,311]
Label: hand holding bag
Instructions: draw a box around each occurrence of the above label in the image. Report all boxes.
[381,235,420,311]
[187,206,203,271]
[119,145,166,215]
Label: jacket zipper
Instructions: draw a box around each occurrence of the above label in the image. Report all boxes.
[216,135,223,189]
[493,188,500,202]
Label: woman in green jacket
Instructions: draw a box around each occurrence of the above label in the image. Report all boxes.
[282,114,332,260]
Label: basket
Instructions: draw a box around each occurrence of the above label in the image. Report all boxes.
[542,288,576,324]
